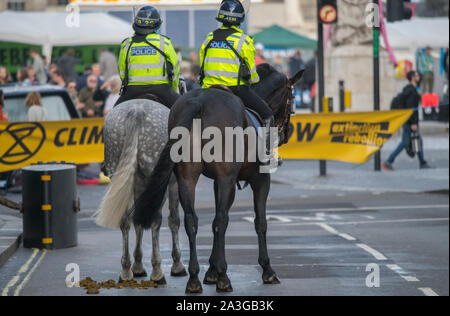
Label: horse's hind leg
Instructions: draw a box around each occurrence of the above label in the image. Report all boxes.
[132,225,147,277]
[250,173,280,285]
[210,177,236,293]
[150,212,166,285]
[168,174,187,277]
[177,164,202,294]
[119,212,134,282]
[132,172,147,278]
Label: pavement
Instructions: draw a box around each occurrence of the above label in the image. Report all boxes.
[0,129,448,296]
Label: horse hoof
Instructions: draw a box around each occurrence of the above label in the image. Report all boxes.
[263,274,281,285]
[152,276,167,285]
[119,270,133,283]
[132,263,147,278]
[203,268,218,285]
[185,278,203,294]
[216,276,233,293]
[133,271,148,278]
[171,266,188,277]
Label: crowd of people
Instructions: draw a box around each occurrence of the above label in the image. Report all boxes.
[0,48,121,119]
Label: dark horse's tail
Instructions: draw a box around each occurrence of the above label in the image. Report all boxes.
[133,100,202,229]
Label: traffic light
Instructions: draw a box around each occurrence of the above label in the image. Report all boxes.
[387,0,413,22]
[318,0,338,24]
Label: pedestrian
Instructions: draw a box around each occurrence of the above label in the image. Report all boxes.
[76,66,93,92]
[92,63,104,85]
[444,48,449,81]
[66,80,80,108]
[182,64,201,91]
[16,67,29,86]
[25,91,48,121]
[78,74,99,118]
[50,68,66,88]
[30,48,47,84]
[383,71,433,171]
[418,46,435,94]
[103,75,121,116]
[116,5,180,108]
[99,48,119,81]
[289,50,305,80]
[57,49,80,82]
[0,89,7,122]
[24,66,38,86]
[254,43,267,65]
[0,66,13,85]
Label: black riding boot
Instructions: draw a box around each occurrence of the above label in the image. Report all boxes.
[262,116,283,167]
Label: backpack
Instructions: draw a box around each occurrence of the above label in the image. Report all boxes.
[390,91,406,110]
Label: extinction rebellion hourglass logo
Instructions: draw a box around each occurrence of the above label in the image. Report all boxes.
[0,123,46,165]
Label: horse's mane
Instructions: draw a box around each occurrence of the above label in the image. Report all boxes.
[253,63,287,100]
[256,63,279,81]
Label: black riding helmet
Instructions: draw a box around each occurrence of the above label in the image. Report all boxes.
[133,6,162,35]
[216,0,245,26]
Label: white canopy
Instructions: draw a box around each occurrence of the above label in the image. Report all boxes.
[0,11,133,57]
[385,17,449,50]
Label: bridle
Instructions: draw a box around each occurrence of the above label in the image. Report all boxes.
[268,79,295,145]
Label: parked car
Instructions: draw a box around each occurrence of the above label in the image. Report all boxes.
[0,85,80,190]
[1,84,80,121]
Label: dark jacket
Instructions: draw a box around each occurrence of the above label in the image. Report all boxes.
[401,84,420,125]
[57,55,81,82]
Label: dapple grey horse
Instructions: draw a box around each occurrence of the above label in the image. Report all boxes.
[95,99,186,284]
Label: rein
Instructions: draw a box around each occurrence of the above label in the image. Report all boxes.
[268,80,294,145]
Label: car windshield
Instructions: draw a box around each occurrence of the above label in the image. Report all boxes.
[4,95,71,122]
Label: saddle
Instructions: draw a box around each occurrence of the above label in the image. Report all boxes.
[136,93,163,104]
[209,85,264,129]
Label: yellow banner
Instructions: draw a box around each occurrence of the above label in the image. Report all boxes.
[0,110,412,172]
[279,110,413,164]
[0,118,104,173]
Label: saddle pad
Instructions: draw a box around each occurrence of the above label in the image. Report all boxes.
[245,109,264,139]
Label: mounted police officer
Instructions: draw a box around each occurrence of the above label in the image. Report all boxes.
[199,0,275,162]
[116,6,180,108]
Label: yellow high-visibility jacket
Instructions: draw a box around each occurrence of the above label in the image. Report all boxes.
[199,26,260,88]
[118,33,180,92]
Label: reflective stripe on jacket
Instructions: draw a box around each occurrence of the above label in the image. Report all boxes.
[118,33,180,92]
[199,26,260,88]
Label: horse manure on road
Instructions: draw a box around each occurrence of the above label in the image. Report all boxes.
[79,277,158,295]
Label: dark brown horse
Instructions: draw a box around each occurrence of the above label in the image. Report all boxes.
[134,64,304,293]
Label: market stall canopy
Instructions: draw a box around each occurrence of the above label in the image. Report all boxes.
[0,11,133,47]
[252,25,317,50]
[385,17,449,50]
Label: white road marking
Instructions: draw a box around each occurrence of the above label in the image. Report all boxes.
[0,237,17,240]
[285,217,449,227]
[386,264,420,282]
[14,250,47,296]
[338,233,357,241]
[418,287,439,296]
[356,244,388,261]
[242,215,292,223]
[231,204,449,217]
[2,249,39,296]
[362,215,375,220]
[317,223,339,235]
[357,204,448,211]
[317,224,357,241]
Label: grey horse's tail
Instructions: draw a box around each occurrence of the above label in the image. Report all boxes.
[95,112,142,229]
[133,101,202,230]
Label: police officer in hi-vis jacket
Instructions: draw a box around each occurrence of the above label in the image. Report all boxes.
[199,0,275,161]
[116,6,180,108]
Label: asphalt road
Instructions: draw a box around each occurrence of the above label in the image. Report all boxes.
[0,185,448,296]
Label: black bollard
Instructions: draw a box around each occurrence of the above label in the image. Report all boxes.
[22,164,79,249]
